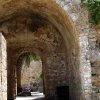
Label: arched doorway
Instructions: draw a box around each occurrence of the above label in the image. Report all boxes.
[0,0,92,100]
[6,19,70,99]
[16,52,44,99]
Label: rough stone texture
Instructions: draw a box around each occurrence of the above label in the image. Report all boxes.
[21,60,42,87]
[4,15,68,99]
[0,0,99,100]
[55,0,100,99]
[55,0,93,100]
[0,33,7,100]
[89,25,100,99]
[91,61,100,99]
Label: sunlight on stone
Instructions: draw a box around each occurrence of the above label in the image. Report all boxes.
[16,92,44,100]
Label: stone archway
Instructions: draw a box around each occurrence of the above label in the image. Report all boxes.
[16,52,44,95]
[0,0,92,100]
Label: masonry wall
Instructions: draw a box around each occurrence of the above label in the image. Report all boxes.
[0,0,99,100]
[89,25,100,99]
[21,60,42,87]
[54,0,93,99]
[0,33,7,100]
[3,16,69,99]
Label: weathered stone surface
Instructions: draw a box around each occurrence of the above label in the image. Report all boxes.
[20,60,43,92]
[0,0,99,100]
[0,33,7,100]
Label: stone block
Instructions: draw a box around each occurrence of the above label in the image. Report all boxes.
[1,56,7,68]
[2,76,7,83]
[2,84,7,92]
[2,92,7,100]
[0,86,1,91]
[2,69,7,77]
[92,77,100,87]
[85,94,92,100]
[92,93,100,100]
[0,94,2,100]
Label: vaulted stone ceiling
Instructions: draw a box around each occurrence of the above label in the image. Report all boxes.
[0,15,65,54]
[0,0,78,51]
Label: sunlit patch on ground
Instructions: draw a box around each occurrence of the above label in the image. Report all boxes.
[16,92,45,100]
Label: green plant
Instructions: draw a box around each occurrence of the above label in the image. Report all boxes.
[92,73,97,76]
[38,73,43,80]
[22,53,41,67]
[82,0,100,25]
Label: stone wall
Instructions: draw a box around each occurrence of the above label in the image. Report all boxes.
[89,25,100,99]
[0,33,7,100]
[0,0,99,100]
[55,0,93,99]
[3,15,68,99]
[21,60,42,88]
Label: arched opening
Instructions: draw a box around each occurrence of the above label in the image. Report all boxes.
[0,0,91,100]
[5,12,76,99]
[16,52,44,99]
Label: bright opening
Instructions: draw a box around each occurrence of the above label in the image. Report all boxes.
[16,53,44,100]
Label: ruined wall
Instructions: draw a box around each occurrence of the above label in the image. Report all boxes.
[89,25,100,99]
[0,0,99,100]
[0,15,68,99]
[0,33,7,100]
[21,60,42,87]
[55,0,92,99]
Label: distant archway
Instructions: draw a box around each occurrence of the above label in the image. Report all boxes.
[16,52,44,97]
